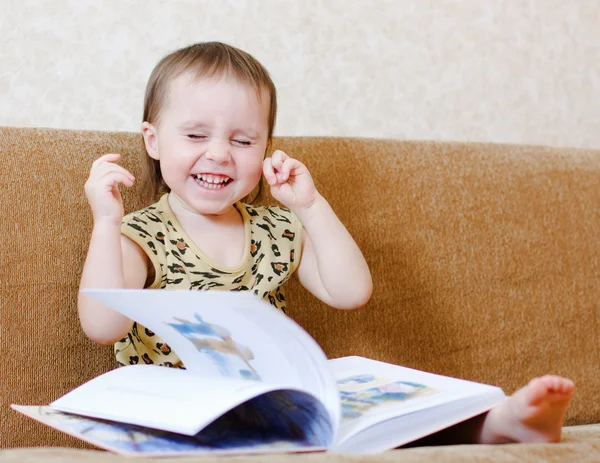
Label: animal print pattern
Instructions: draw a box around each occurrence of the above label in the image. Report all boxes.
[115,194,302,369]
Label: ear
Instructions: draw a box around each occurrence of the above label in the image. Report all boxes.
[142,122,159,160]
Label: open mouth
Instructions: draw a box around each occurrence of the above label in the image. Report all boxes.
[193,173,233,190]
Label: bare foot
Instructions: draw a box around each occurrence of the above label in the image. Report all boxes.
[479,375,575,444]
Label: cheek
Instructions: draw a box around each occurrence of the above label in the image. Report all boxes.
[246,161,264,186]
[240,151,266,176]
[158,145,196,175]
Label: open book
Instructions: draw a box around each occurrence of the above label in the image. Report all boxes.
[13,289,505,457]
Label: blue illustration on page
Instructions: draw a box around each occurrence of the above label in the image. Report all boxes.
[166,314,261,381]
[338,374,438,420]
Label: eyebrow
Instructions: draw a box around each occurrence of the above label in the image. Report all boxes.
[178,121,209,130]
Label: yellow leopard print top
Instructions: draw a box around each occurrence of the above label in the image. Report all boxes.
[115,193,302,368]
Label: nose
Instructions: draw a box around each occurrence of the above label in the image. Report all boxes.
[204,139,231,164]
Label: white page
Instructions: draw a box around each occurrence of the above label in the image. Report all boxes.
[51,364,312,436]
[82,289,341,434]
[334,392,504,453]
[328,356,505,447]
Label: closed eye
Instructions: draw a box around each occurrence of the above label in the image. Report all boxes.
[233,140,252,146]
[187,134,206,140]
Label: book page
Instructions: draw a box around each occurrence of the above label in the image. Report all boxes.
[12,405,327,457]
[328,356,505,449]
[82,289,341,433]
[51,365,307,435]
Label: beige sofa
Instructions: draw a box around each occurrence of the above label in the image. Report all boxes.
[0,127,599,462]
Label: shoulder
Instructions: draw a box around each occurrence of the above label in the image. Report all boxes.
[121,195,171,288]
[241,203,303,272]
[241,203,302,241]
[240,203,299,228]
[123,195,169,223]
[122,195,170,237]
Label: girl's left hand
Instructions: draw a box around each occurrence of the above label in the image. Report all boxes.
[263,150,318,211]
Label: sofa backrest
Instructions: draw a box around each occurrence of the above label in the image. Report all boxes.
[1,127,598,448]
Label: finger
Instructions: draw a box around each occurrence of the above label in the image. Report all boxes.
[89,170,135,190]
[271,150,289,172]
[109,165,135,182]
[92,163,135,182]
[262,158,277,185]
[101,172,135,189]
[277,158,301,182]
[92,153,121,168]
[90,158,133,178]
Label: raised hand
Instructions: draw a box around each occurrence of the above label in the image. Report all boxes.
[263,150,318,212]
[84,153,135,225]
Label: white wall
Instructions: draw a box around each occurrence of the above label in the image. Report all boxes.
[1,0,599,148]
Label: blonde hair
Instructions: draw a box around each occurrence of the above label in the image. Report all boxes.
[141,42,277,197]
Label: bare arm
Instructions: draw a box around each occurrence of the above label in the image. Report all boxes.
[295,194,372,309]
[78,233,148,345]
[77,153,148,345]
[264,151,372,310]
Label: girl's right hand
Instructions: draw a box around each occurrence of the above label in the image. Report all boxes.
[84,153,135,226]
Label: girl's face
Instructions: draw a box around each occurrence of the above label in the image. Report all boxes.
[142,73,270,216]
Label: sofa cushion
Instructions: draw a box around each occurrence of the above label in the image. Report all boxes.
[0,425,598,462]
[1,127,599,449]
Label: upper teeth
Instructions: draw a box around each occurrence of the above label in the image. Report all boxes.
[195,174,230,184]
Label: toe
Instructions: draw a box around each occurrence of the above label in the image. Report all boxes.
[525,378,548,405]
[541,375,575,395]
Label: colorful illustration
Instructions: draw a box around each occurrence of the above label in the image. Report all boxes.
[166,314,261,381]
[14,392,332,455]
[338,374,438,420]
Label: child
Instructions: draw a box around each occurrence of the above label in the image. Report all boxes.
[78,41,574,446]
